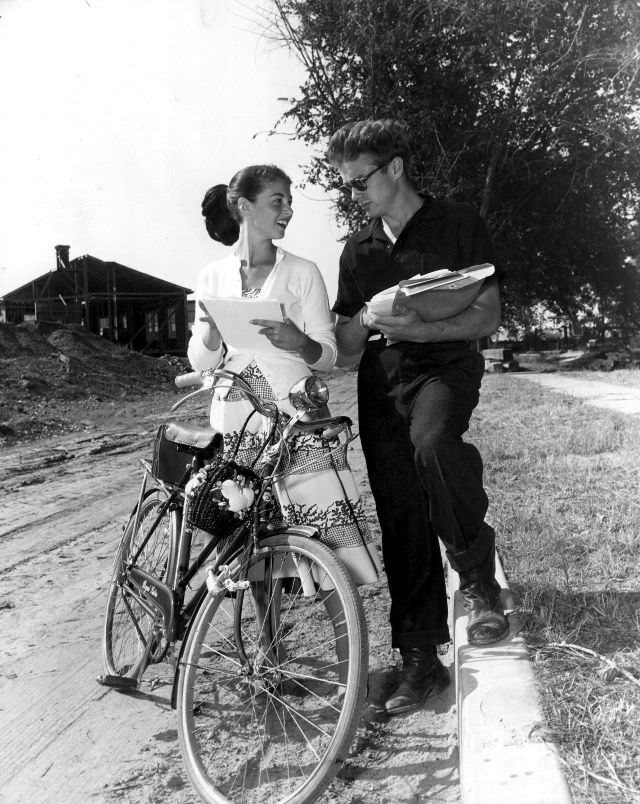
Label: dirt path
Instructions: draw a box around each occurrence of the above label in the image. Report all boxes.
[0,373,459,804]
[513,372,640,415]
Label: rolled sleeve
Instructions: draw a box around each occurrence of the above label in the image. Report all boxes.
[187,317,224,371]
[332,242,364,319]
[308,332,338,371]
[187,268,225,371]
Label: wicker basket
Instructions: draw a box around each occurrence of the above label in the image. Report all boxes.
[187,460,258,538]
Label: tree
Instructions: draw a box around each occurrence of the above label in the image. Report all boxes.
[260,0,640,333]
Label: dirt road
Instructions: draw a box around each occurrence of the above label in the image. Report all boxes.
[0,374,459,804]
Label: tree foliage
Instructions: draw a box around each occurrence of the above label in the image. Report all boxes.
[261,0,640,334]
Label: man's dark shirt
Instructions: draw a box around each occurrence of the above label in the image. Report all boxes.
[332,195,499,321]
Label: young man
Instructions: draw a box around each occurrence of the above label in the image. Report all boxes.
[327,119,509,717]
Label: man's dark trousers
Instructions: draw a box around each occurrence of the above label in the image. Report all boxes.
[357,339,497,651]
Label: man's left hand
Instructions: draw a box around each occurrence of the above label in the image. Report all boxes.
[369,305,426,342]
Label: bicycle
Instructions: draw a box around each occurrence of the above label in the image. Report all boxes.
[99,367,369,804]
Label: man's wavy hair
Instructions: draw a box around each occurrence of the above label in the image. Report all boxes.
[326,119,412,176]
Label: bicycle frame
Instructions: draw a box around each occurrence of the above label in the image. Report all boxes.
[119,460,254,648]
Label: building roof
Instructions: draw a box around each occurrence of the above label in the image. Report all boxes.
[1,254,192,301]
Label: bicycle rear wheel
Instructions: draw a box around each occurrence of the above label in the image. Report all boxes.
[176,532,368,804]
[102,487,173,678]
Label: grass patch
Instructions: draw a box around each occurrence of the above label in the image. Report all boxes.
[470,373,640,803]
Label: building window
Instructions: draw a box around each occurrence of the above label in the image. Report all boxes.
[145,310,159,338]
[167,305,177,338]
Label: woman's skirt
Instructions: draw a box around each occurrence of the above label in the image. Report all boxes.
[209,363,381,586]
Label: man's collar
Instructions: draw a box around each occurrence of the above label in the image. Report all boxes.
[355,219,386,244]
[355,194,447,242]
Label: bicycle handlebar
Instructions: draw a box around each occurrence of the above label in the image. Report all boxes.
[173,368,277,419]
[174,371,204,389]
[173,369,353,437]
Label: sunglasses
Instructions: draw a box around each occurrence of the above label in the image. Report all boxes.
[338,160,391,198]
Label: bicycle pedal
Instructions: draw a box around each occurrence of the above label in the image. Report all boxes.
[96,673,139,691]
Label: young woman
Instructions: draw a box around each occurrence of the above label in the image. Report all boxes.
[188,164,381,585]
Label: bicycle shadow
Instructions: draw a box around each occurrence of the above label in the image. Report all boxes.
[110,672,174,708]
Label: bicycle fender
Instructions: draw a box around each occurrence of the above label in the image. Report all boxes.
[170,593,207,710]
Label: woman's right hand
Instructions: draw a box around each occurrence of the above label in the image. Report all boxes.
[197,301,222,350]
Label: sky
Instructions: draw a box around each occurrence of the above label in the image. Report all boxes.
[0,0,345,301]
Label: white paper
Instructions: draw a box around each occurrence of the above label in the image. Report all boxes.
[366,293,396,316]
[202,297,285,355]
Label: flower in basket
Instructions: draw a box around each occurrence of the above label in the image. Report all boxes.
[221,478,254,512]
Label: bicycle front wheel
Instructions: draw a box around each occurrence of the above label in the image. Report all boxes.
[176,532,368,804]
[103,487,173,678]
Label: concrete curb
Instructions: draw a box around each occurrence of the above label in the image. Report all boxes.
[450,552,573,804]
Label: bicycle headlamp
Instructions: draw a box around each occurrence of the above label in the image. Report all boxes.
[288,376,329,411]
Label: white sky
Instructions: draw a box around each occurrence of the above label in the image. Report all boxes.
[0,0,344,301]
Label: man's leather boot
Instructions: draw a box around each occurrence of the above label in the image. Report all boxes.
[462,580,509,645]
[460,551,509,646]
[384,646,450,717]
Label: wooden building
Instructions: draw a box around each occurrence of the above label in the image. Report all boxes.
[0,246,192,355]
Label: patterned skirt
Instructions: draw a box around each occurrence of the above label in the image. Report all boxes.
[209,362,381,586]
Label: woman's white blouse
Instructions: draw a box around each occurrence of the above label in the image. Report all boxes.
[187,248,337,406]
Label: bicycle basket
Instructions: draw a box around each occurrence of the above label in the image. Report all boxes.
[152,422,223,488]
[187,460,260,537]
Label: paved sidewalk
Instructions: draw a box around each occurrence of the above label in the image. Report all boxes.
[512,373,640,416]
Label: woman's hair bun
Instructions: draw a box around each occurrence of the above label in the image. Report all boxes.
[201,184,239,245]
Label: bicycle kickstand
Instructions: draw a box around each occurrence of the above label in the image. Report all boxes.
[96,630,157,692]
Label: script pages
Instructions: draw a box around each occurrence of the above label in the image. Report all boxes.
[366,263,495,319]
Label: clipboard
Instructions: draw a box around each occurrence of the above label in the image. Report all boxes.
[201,297,286,355]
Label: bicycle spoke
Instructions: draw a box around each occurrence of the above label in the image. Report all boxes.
[103,490,172,679]
[119,591,150,646]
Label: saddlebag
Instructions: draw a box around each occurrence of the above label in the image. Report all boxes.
[151,422,223,487]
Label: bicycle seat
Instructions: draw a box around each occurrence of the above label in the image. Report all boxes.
[163,422,223,453]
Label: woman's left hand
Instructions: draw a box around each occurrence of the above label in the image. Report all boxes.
[250,317,308,352]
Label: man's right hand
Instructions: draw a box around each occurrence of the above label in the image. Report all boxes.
[360,305,376,330]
